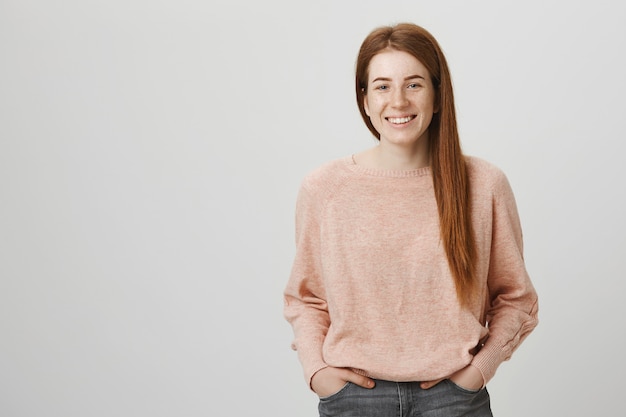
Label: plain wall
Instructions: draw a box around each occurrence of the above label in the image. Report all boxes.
[1,0,624,415]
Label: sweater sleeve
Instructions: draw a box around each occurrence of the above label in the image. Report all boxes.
[283,178,330,387]
[471,171,539,385]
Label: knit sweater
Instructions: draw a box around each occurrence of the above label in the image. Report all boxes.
[283,155,538,387]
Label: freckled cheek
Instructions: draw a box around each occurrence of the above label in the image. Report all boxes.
[366,101,384,120]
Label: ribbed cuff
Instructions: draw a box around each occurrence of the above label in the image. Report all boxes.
[470,339,508,385]
[308,364,329,390]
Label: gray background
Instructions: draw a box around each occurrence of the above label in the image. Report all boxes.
[1,0,624,416]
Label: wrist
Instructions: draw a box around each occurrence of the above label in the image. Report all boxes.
[450,365,484,391]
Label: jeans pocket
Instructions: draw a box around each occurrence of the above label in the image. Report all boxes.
[445,379,482,394]
[318,382,352,401]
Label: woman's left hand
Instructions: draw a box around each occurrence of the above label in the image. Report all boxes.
[419,364,484,391]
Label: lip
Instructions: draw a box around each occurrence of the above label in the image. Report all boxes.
[385,115,417,125]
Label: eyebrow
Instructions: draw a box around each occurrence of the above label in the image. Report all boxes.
[371,74,425,83]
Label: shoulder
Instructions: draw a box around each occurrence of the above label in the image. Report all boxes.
[295,156,355,210]
[300,156,354,194]
[465,156,515,199]
[465,155,505,180]
[466,156,509,186]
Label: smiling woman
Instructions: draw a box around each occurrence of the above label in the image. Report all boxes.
[361,49,436,169]
[283,22,539,417]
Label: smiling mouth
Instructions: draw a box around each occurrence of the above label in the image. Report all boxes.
[386,116,416,125]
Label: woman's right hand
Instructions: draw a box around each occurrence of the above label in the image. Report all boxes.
[311,367,375,397]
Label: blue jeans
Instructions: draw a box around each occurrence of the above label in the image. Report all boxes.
[318,379,493,417]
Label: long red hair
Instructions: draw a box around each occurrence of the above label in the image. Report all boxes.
[355,23,477,307]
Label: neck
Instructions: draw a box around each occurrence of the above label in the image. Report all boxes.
[374,146,427,169]
[372,135,430,170]
[354,143,429,170]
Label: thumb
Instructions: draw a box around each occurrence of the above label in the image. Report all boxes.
[345,372,376,389]
[420,378,444,390]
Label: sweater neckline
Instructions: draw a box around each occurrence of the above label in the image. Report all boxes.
[343,155,431,178]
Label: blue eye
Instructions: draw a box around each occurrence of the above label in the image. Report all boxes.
[377,85,388,90]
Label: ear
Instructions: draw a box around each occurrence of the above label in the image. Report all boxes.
[433,84,442,114]
[363,90,370,117]
[433,93,440,114]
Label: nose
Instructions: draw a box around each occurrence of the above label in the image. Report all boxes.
[391,88,409,107]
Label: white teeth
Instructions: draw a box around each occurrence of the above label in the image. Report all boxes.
[388,116,413,124]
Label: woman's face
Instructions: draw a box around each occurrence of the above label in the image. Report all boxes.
[364,49,437,149]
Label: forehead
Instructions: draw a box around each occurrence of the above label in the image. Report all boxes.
[367,49,430,81]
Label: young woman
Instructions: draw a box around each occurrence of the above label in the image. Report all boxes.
[283,23,538,417]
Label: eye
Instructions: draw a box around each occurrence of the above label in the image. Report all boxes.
[408,83,421,89]
[375,85,389,91]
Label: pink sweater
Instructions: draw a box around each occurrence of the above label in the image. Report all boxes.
[284,155,538,387]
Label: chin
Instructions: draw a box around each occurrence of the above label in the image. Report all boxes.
[385,135,424,146]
